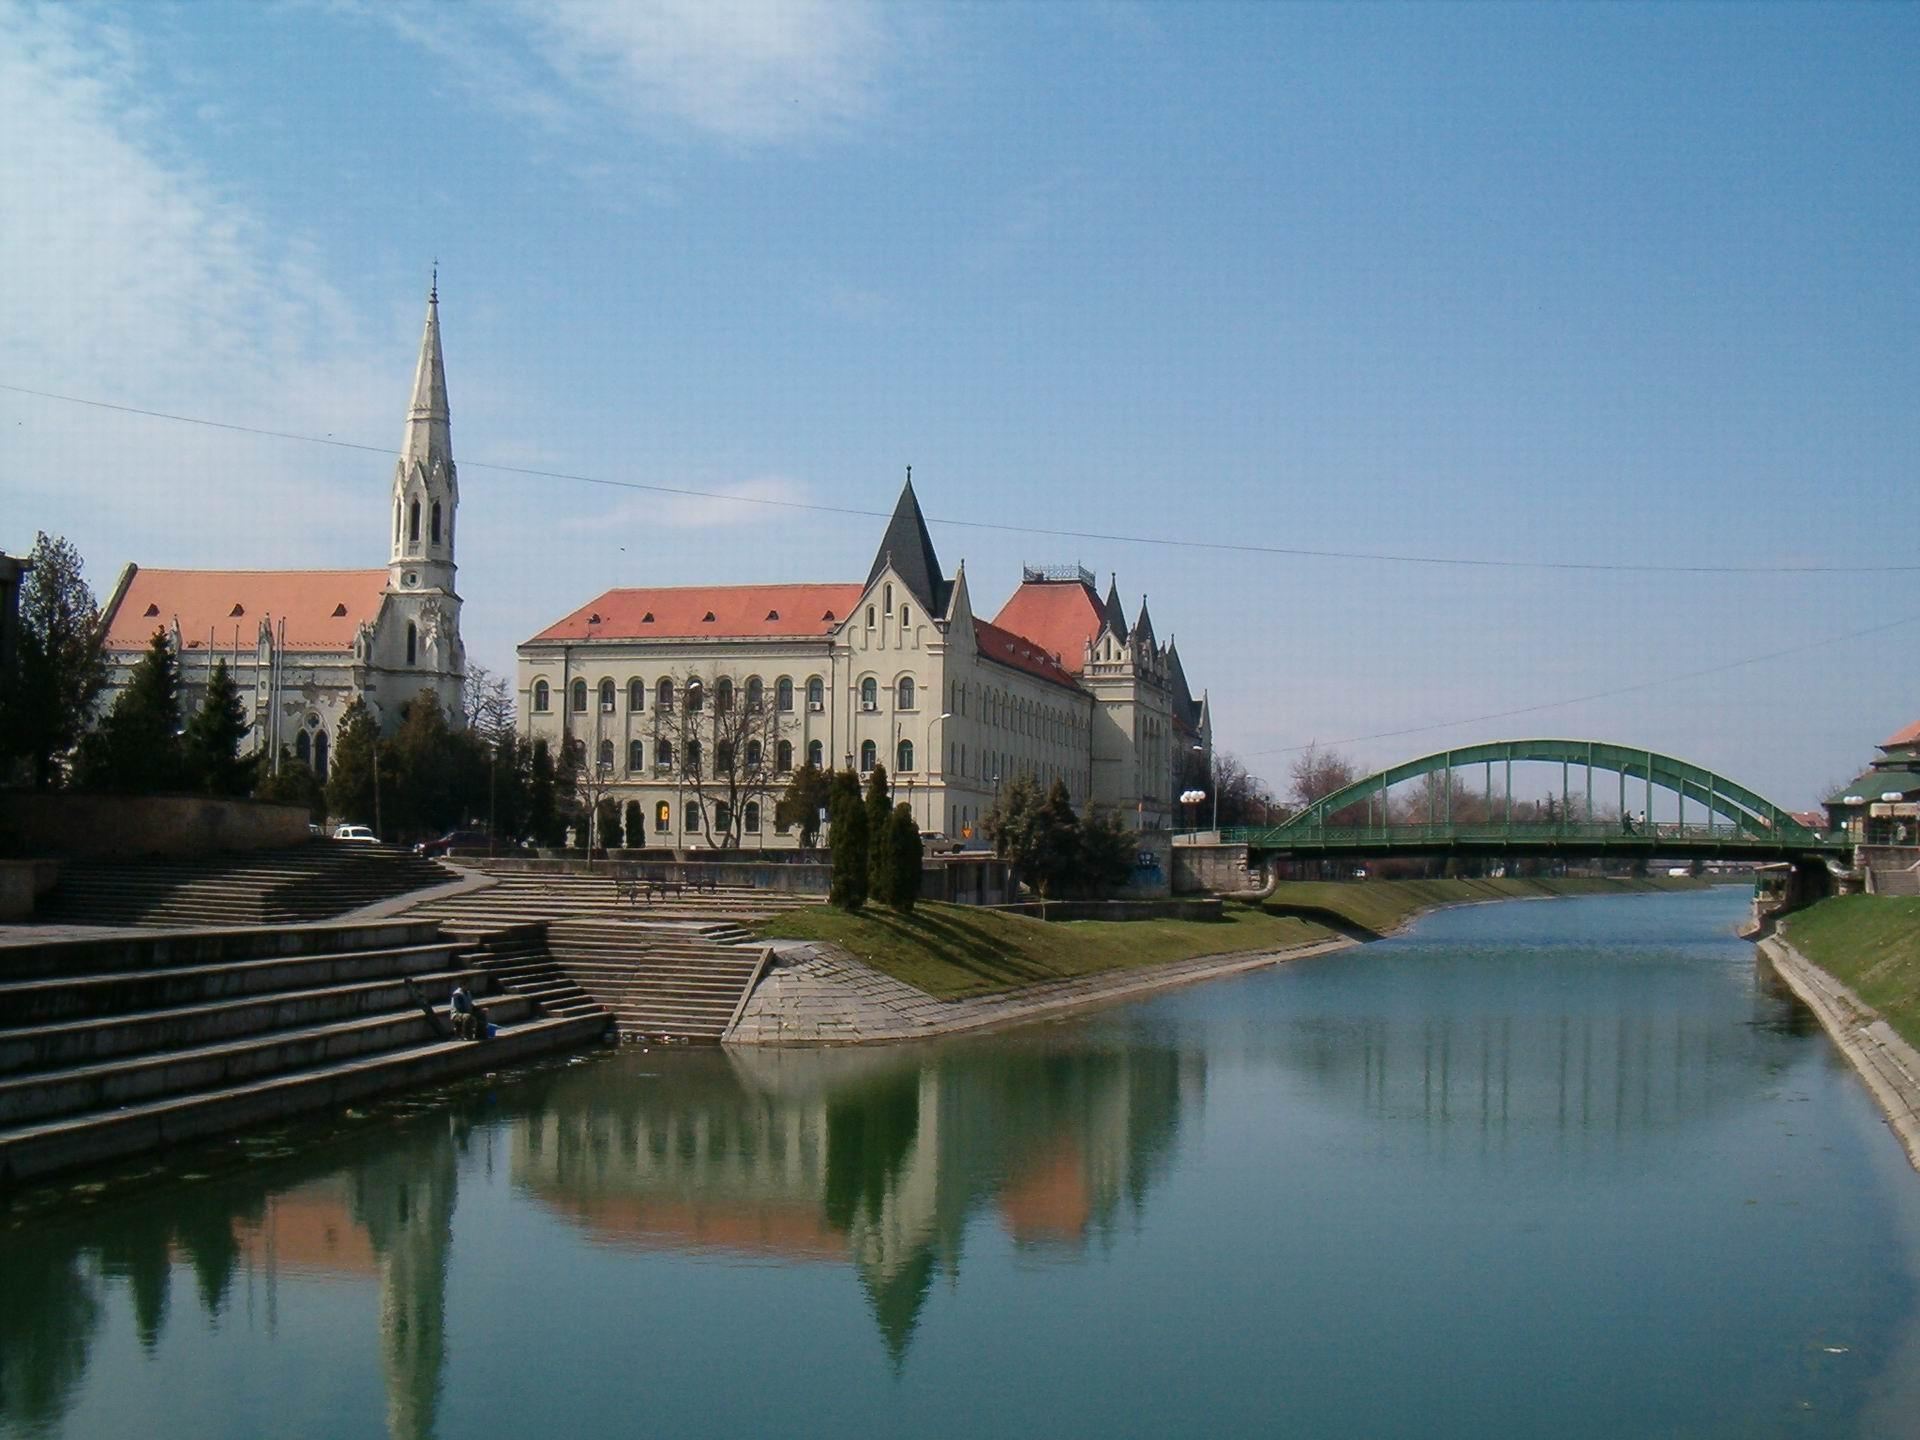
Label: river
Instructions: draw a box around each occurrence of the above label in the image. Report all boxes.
[5,887,1920,1439]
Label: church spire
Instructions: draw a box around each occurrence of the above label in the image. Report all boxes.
[401,276,451,472]
[389,274,458,594]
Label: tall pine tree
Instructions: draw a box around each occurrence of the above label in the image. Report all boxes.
[75,630,184,793]
[1,532,106,788]
[184,660,254,796]
[327,698,380,827]
[864,764,893,901]
[829,768,868,911]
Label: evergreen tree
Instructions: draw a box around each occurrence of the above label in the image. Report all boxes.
[327,698,380,827]
[0,532,106,789]
[596,796,623,850]
[1030,779,1082,897]
[886,803,923,912]
[829,769,869,911]
[864,764,893,900]
[527,738,559,847]
[75,630,184,793]
[775,762,832,848]
[385,688,461,839]
[184,660,254,796]
[623,799,644,851]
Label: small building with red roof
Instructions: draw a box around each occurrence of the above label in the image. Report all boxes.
[1826,721,1920,844]
[95,284,468,778]
[517,477,1208,847]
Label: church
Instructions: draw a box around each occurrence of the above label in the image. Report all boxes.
[95,283,468,780]
[516,477,1210,848]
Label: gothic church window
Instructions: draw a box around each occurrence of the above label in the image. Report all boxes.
[314,731,329,781]
[406,623,417,666]
[295,731,311,765]
[408,500,420,544]
[431,502,442,545]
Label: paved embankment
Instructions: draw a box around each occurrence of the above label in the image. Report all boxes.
[1760,933,1920,1175]
[727,934,1356,1045]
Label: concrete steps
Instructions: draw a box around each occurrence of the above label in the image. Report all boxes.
[0,918,609,1185]
[402,869,816,931]
[31,846,457,928]
[547,920,769,1043]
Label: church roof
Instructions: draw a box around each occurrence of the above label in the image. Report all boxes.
[972,618,1080,691]
[867,477,949,615]
[990,578,1108,676]
[102,567,389,654]
[527,583,866,643]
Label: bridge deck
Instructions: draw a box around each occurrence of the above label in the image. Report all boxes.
[1227,821,1848,861]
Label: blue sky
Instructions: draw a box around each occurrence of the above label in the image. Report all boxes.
[3,1,1915,807]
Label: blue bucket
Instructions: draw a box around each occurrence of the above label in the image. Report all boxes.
[486,1023,498,1039]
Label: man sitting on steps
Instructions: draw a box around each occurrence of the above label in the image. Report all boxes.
[450,983,476,1040]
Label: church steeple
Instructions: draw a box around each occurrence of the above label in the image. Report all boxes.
[389,275,457,595]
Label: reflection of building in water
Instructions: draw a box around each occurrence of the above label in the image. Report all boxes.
[512,1042,1198,1364]
[0,1120,463,1440]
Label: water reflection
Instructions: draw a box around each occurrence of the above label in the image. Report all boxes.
[510,1040,1199,1362]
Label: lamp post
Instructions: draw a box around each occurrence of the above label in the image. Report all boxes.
[1191,742,1217,832]
[1180,788,1207,835]
[925,711,953,833]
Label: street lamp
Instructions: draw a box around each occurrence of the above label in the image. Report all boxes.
[1191,742,1217,831]
[1180,788,1207,834]
[924,711,954,833]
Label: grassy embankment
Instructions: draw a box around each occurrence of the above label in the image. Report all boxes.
[757,875,1712,1001]
[757,901,1337,1001]
[1261,874,1710,937]
[1782,896,1920,1051]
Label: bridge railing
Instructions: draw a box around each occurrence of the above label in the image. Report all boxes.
[1221,821,1848,850]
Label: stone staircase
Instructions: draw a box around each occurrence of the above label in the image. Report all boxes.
[546,919,771,1043]
[30,845,458,929]
[0,918,609,1184]
[1871,864,1920,896]
[402,867,816,930]
[446,921,603,1021]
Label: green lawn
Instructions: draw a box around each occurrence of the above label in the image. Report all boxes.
[757,901,1338,1000]
[1783,896,1920,1051]
[1263,874,1707,936]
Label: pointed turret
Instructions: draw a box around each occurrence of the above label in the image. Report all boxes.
[1132,594,1156,649]
[1102,574,1129,642]
[1167,637,1199,728]
[867,471,948,613]
[389,274,458,595]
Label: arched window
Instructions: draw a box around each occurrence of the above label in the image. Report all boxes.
[806,676,824,710]
[860,677,877,709]
[715,678,733,712]
[629,678,645,711]
[745,677,763,711]
[686,739,702,772]
[745,739,761,769]
[807,739,823,769]
[295,730,311,765]
[684,802,699,832]
[897,739,914,772]
[597,739,614,771]
[599,678,616,711]
[533,680,550,712]
[745,802,760,834]
[571,679,587,712]
[656,678,673,711]
[629,739,645,771]
[897,677,915,710]
[716,740,734,772]
[866,605,876,629]
[686,680,704,712]
[313,731,329,781]
[408,499,420,543]
[885,583,893,614]
[406,622,417,666]
[715,801,732,834]
[777,739,793,772]
[860,739,877,772]
[393,501,401,545]
[775,677,793,712]
[430,501,442,545]
[655,801,671,833]
[656,738,673,767]
[901,606,910,629]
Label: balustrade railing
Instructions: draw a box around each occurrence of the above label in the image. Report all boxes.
[1218,820,1848,850]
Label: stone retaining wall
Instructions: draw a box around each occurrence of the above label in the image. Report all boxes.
[0,792,311,860]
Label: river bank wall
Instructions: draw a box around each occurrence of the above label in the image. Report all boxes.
[1759,932,1920,1176]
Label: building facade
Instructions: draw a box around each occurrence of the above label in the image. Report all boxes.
[94,283,467,778]
[516,479,1210,848]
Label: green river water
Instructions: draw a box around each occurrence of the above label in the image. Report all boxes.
[4,887,1920,1438]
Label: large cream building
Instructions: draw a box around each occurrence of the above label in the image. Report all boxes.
[516,479,1209,847]
[94,282,468,777]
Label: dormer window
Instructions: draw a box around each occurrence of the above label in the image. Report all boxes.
[703,611,716,623]
[822,610,836,623]
[229,603,245,617]
[332,603,348,617]
[143,602,160,617]
[766,609,779,621]
[642,612,655,624]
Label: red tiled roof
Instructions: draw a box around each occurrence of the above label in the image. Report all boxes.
[105,568,388,654]
[527,584,867,643]
[972,618,1079,690]
[1885,720,1920,749]
[990,580,1107,675]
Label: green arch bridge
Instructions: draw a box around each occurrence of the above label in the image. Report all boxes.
[1220,739,1849,863]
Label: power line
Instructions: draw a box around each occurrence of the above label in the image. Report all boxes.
[5,380,1912,577]
[1244,610,1920,760]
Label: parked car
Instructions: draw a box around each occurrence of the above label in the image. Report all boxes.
[332,824,380,844]
[415,829,494,858]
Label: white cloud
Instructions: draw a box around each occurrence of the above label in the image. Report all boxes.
[518,0,894,146]
[0,4,390,566]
